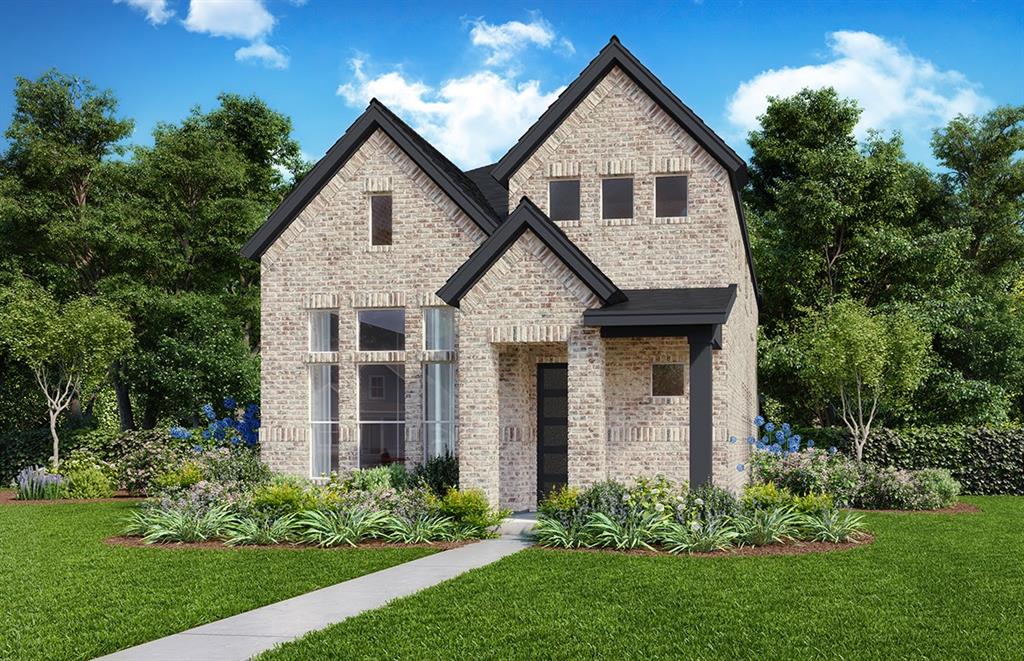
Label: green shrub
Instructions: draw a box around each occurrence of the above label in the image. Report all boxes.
[250,479,315,517]
[225,514,299,546]
[124,505,237,543]
[584,511,667,551]
[151,461,203,493]
[858,464,961,510]
[660,516,739,554]
[108,430,190,495]
[439,488,509,538]
[58,449,115,499]
[800,509,866,543]
[342,464,409,493]
[910,468,960,509]
[793,492,834,514]
[199,447,270,487]
[538,485,581,526]
[680,484,739,523]
[533,515,588,548]
[412,454,458,496]
[383,514,455,544]
[733,506,803,546]
[751,448,862,506]
[294,508,390,547]
[743,482,833,514]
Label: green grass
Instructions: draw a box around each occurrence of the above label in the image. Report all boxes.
[0,499,434,660]
[259,496,1024,660]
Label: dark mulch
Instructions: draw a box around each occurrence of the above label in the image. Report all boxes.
[855,501,981,515]
[0,490,143,505]
[105,535,472,552]
[547,533,875,558]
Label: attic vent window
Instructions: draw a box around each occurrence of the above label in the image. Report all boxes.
[371,194,393,246]
[656,176,688,218]
[549,179,580,222]
[602,178,633,220]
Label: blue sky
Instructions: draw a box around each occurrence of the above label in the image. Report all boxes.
[0,0,1021,169]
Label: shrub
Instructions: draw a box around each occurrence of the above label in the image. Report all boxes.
[295,508,390,547]
[198,447,270,487]
[626,474,685,518]
[533,516,587,549]
[154,480,247,516]
[151,461,204,493]
[439,488,508,538]
[751,448,862,507]
[412,454,458,496]
[538,485,581,527]
[383,514,455,544]
[793,492,835,515]
[125,505,237,543]
[858,465,961,510]
[660,516,738,554]
[679,484,739,524]
[575,480,631,525]
[742,482,833,515]
[225,514,299,546]
[342,465,410,493]
[14,466,62,500]
[249,478,315,518]
[733,506,803,546]
[801,509,866,543]
[108,430,190,495]
[910,468,960,510]
[58,449,115,499]
[585,511,668,551]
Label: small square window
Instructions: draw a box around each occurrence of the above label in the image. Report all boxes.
[309,311,339,352]
[371,195,392,246]
[602,178,633,219]
[652,363,685,397]
[549,179,580,221]
[369,375,386,400]
[656,176,688,218]
[358,309,405,351]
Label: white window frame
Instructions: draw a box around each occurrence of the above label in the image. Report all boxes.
[600,176,634,220]
[308,364,339,478]
[422,361,456,459]
[650,362,686,398]
[357,363,406,468]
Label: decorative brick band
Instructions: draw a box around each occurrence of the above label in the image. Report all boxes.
[489,324,572,343]
[651,216,689,225]
[353,291,406,308]
[547,161,582,178]
[304,352,340,364]
[364,175,392,192]
[301,293,341,309]
[600,158,637,176]
[607,426,689,443]
[501,425,534,443]
[261,426,309,443]
[418,350,456,362]
[416,292,449,307]
[351,350,406,363]
[597,217,637,226]
[650,155,693,174]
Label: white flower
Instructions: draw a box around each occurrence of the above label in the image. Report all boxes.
[694,497,704,507]
[655,503,665,512]
[690,520,701,532]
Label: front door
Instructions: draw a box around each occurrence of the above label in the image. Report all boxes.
[537,363,568,501]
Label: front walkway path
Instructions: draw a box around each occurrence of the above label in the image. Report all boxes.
[95,538,532,661]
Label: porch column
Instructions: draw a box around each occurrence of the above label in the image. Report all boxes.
[688,326,715,486]
[567,326,607,487]
[457,332,501,505]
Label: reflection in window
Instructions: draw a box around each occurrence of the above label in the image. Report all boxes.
[358,364,405,467]
[310,365,339,476]
[371,194,392,246]
[309,311,339,352]
[424,362,455,458]
[424,308,454,351]
[358,309,405,351]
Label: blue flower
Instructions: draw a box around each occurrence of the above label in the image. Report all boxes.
[747,436,756,445]
[729,435,737,444]
[223,397,237,410]
[829,446,837,455]
[202,403,216,420]
[191,445,203,454]
[755,441,766,451]
[770,443,782,454]
[793,434,801,443]
[806,439,815,448]
[782,422,791,434]
[753,415,765,427]
[169,426,191,440]
[736,463,745,472]
[775,430,785,441]
[764,422,776,433]
[201,429,212,440]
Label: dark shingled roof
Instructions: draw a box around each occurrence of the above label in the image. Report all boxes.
[583,285,738,326]
[464,164,509,218]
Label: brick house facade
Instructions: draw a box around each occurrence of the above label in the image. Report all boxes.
[242,37,760,509]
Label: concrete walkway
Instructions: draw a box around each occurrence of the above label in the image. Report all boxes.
[95,538,532,661]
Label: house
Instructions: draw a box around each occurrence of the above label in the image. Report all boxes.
[241,36,760,510]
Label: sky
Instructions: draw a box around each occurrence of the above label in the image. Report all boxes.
[0,0,1021,170]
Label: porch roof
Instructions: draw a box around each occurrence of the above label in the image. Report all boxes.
[582,284,737,327]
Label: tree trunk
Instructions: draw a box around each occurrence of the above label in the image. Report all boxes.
[112,363,135,431]
[49,410,60,469]
[141,405,158,430]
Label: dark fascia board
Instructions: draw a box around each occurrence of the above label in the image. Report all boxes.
[598,323,723,349]
[583,284,737,327]
[491,36,748,187]
[241,100,499,260]
[437,196,626,307]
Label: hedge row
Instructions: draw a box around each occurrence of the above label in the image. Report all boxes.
[0,426,110,484]
[808,426,1024,495]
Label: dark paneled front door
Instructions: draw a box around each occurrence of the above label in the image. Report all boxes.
[537,363,568,501]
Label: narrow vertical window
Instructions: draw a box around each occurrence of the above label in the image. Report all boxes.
[358,364,405,467]
[309,311,339,352]
[424,362,455,458]
[423,308,454,351]
[656,175,688,217]
[310,364,339,476]
[371,194,393,246]
[549,179,580,221]
[602,178,633,219]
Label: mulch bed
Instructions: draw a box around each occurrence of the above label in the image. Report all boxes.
[547,533,875,558]
[104,535,471,552]
[855,501,981,515]
[0,490,144,505]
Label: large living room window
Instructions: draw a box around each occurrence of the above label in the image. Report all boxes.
[358,309,405,351]
[549,179,580,222]
[358,364,405,467]
[370,194,393,246]
[309,311,339,352]
[309,364,339,476]
[656,175,688,218]
[602,177,633,219]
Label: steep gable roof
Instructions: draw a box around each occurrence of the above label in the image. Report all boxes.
[241,99,500,260]
[437,197,625,307]
[491,36,749,187]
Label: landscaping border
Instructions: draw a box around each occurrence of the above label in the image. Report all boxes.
[104,535,472,552]
[542,533,875,558]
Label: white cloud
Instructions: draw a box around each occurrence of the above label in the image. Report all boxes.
[337,57,564,167]
[469,15,573,66]
[114,0,174,25]
[183,0,275,40]
[727,31,991,141]
[235,41,289,70]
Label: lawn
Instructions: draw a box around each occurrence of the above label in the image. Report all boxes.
[0,497,434,661]
[260,496,1024,660]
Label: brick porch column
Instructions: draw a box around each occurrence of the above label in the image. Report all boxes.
[567,326,607,487]
[457,333,500,505]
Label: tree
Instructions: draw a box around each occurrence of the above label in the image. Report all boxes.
[0,279,133,466]
[800,301,931,461]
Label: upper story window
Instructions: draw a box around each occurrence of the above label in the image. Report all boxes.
[602,178,633,220]
[370,194,393,246]
[358,309,405,351]
[656,176,688,218]
[549,179,580,222]
[423,308,454,351]
[652,363,685,397]
[309,311,339,352]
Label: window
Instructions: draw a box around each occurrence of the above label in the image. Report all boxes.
[309,365,339,476]
[652,363,685,397]
[370,194,392,246]
[656,176,688,217]
[358,364,405,467]
[423,308,454,351]
[309,311,339,352]
[358,309,405,351]
[549,179,580,222]
[423,362,455,458]
[602,178,633,219]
